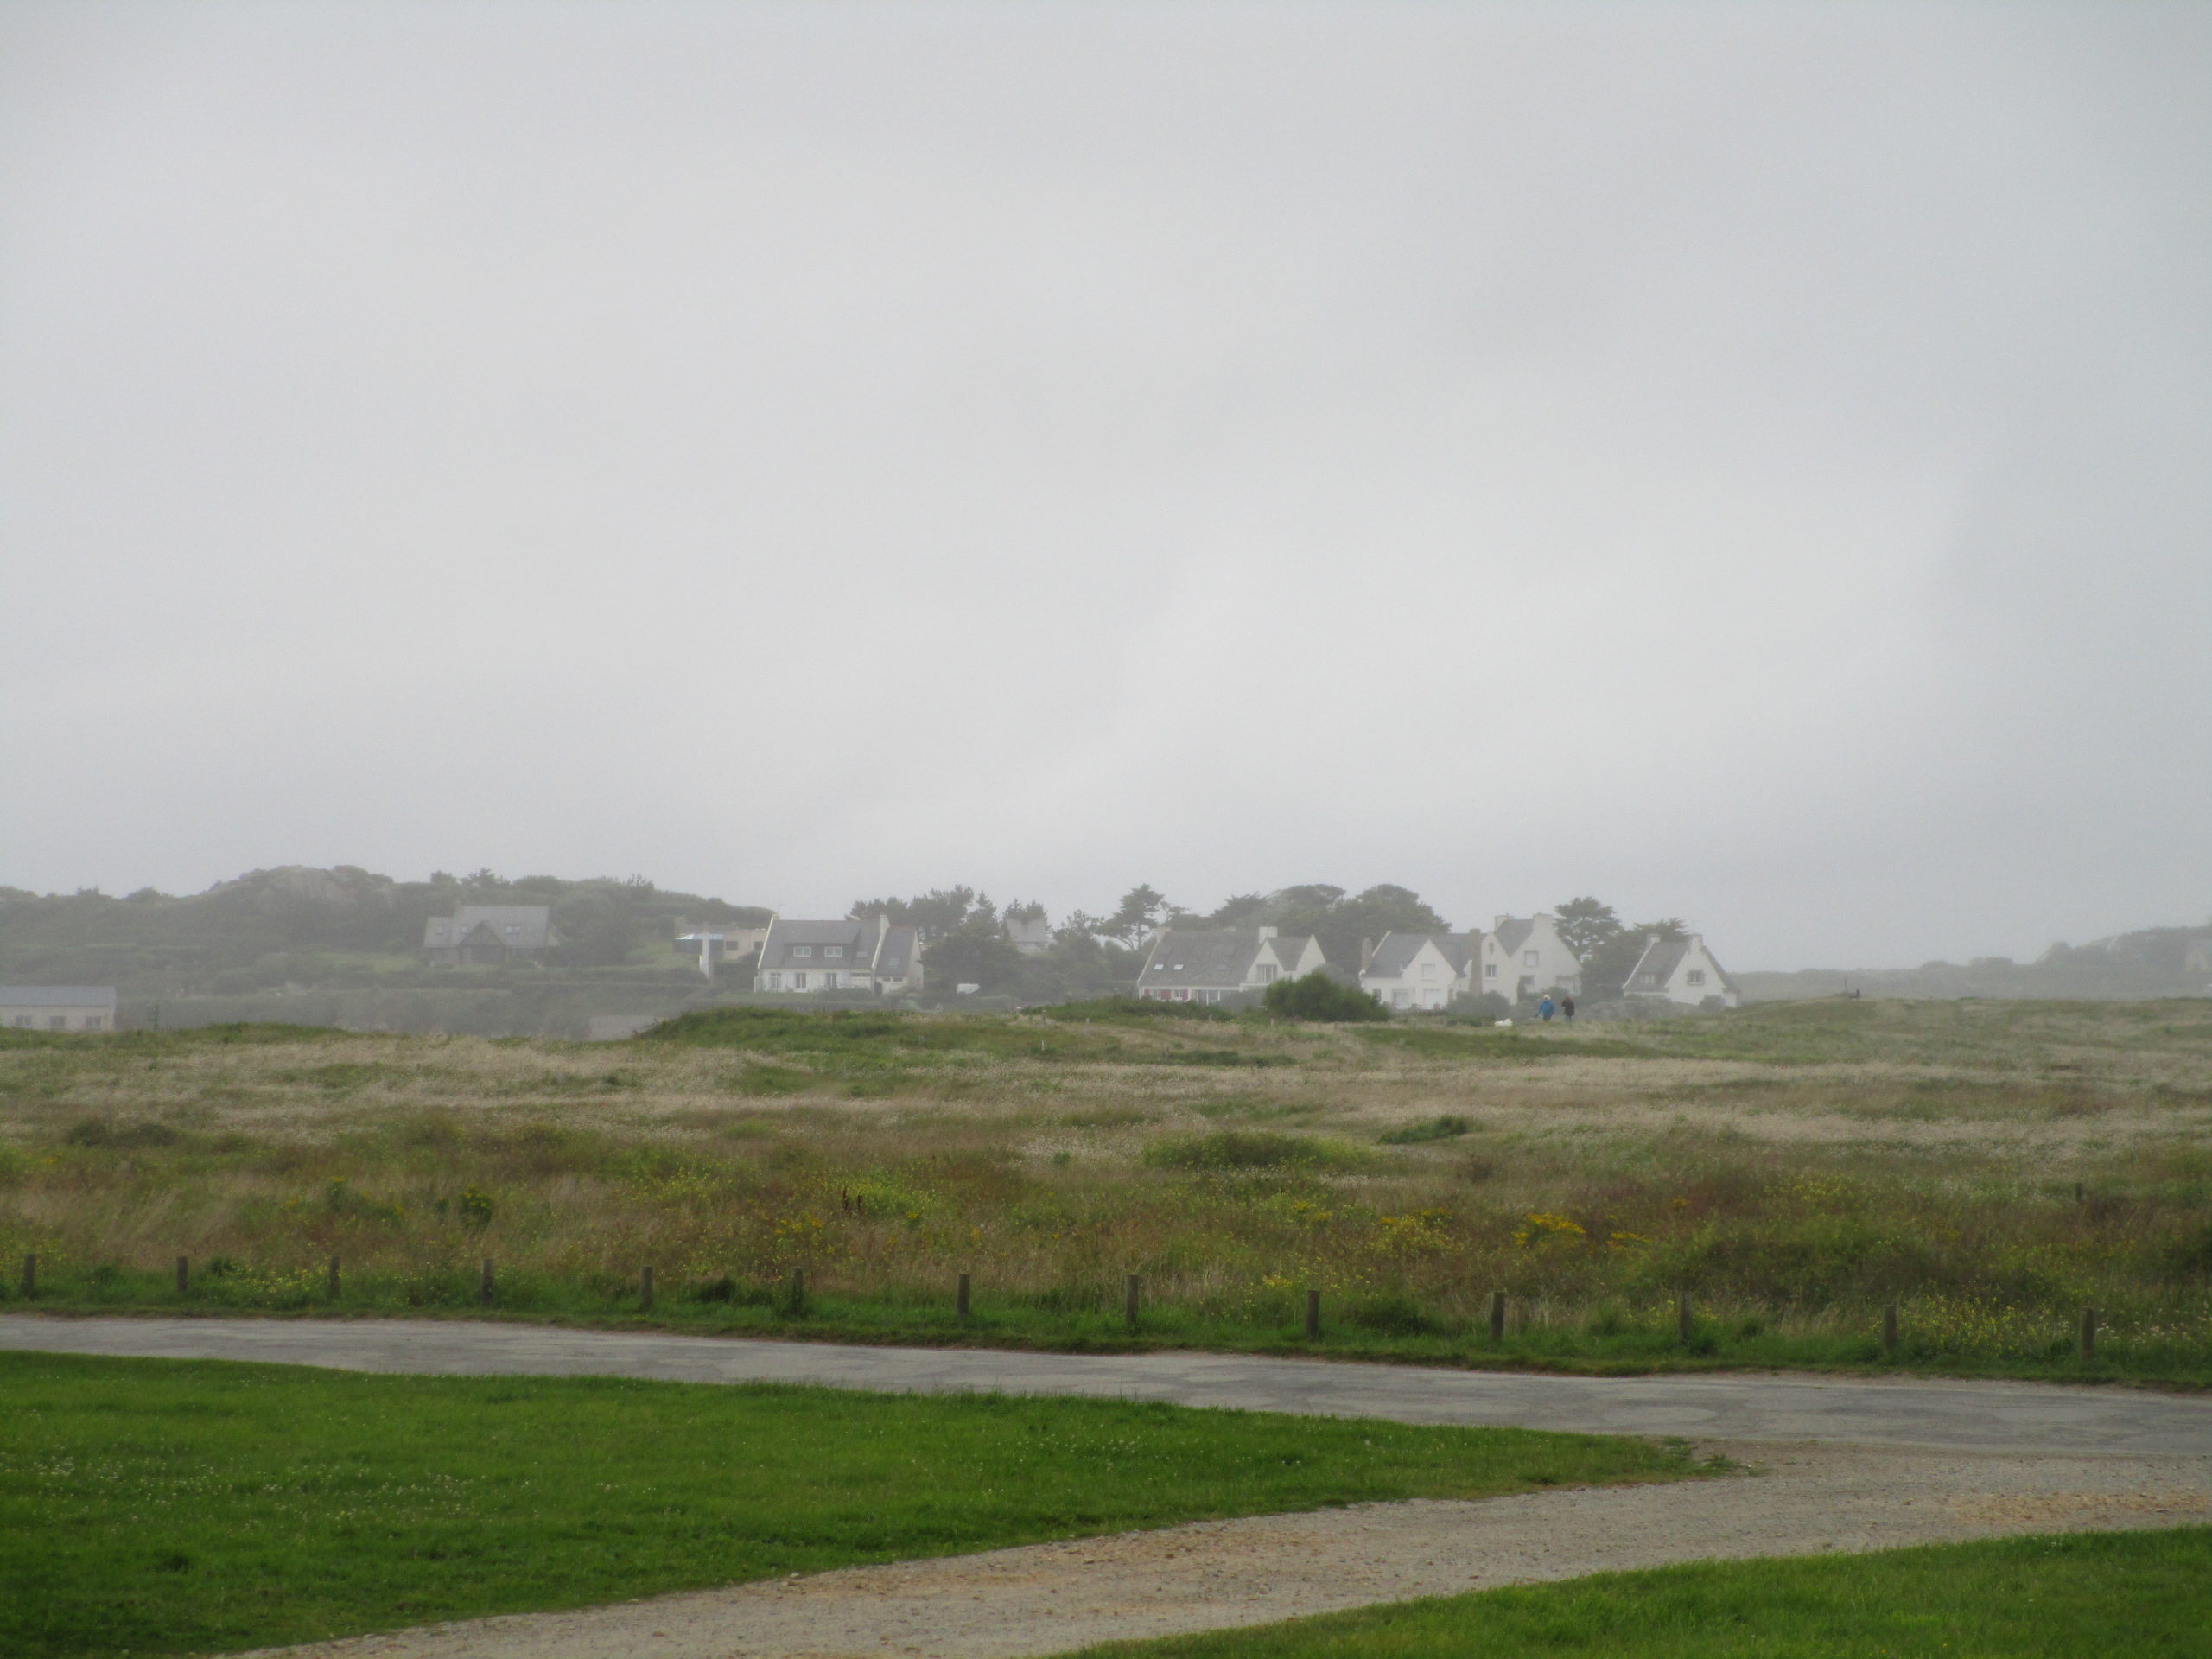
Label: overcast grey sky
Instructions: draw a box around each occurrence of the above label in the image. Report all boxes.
[2,2,2205,968]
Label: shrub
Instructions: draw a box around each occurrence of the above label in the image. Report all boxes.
[1379,1115,1474,1145]
[1141,1130,1350,1171]
[1039,996,1236,1024]
[1262,971,1388,1023]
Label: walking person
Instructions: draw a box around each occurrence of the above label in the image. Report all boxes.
[1561,995,1576,1023]
[1537,994,1555,1023]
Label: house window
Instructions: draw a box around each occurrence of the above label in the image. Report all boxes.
[1420,963,1436,980]
[1256,965,1276,982]
[49,1016,67,1029]
[11,1016,28,1027]
[1523,950,1539,968]
[505,925,519,935]
[82,1015,103,1030]
[825,946,844,958]
[1392,990,1409,1007]
[793,945,813,957]
[793,972,808,989]
[1687,969,1706,986]
[1484,964,1497,979]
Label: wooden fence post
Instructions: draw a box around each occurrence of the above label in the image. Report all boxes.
[639,1265,653,1313]
[1882,1302,1898,1357]
[2080,1306,2096,1361]
[479,1257,494,1306]
[1489,1290,1506,1342]
[956,1271,971,1319]
[20,1254,33,1300]
[1304,1287,1321,1340]
[175,1255,188,1295]
[1676,1292,1694,1344]
[1124,1273,1141,1330]
[327,1255,341,1300]
[789,1267,805,1314]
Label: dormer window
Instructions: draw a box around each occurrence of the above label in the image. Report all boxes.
[1687,969,1707,986]
[825,946,844,958]
[793,945,813,957]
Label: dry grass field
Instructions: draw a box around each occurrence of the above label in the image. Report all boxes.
[3,998,2208,1380]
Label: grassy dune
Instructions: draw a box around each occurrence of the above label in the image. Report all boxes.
[2,999,2208,1382]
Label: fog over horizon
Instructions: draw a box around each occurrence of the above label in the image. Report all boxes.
[3,3,2206,973]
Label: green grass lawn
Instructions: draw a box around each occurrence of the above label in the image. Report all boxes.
[1063,1527,2212,1658]
[0,1351,1700,1658]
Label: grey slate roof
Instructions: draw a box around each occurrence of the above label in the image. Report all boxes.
[0,986,118,1007]
[1491,918,1535,956]
[759,919,868,970]
[876,927,918,976]
[1627,939,1692,989]
[1140,929,1268,988]
[1365,932,1476,981]
[423,906,556,950]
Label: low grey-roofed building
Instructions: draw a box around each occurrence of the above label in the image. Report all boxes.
[1359,931,1478,1011]
[1135,927,1325,1004]
[754,914,922,995]
[423,906,560,966]
[1,986,118,1032]
[1623,933,1739,1008]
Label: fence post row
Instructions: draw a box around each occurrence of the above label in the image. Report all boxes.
[1676,1292,1694,1344]
[20,1254,34,1300]
[956,1271,971,1319]
[2080,1306,2096,1361]
[639,1265,653,1313]
[1304,1287,1321,1340]
[1489,1289,1506,1341]
[479,1257,494,1306]
[1882,1302,1898,1357]
[789,1267,805,1314]
[1124,1273,1140,1330]
[175,1255,188,1295]
[327,1255,341,1300]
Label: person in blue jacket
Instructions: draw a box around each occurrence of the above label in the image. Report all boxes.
[1537,994,1556,1022]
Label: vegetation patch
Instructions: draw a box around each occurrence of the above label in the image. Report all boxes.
[1065,1527,2212,1658]
[0,1351,1695,1658]
[1141,1130,1363,1172]
[1379,1115,1475,1145]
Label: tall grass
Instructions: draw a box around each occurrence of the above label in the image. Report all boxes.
[3,1001,2209,1381]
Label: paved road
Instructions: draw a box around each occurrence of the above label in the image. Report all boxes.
[6,1313,2209,1455]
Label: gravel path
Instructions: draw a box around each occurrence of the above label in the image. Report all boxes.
[6,1314,2209,1453]
[7,1317,2209,1658]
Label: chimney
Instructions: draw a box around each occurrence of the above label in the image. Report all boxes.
[1256,925,1277,939]
[1494,915,1510,932]
[1360,937,1376,971]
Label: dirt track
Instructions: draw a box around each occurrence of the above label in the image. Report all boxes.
[7,1317,2208,1658]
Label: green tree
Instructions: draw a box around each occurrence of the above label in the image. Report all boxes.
[551,889,644,967]
[1579,916,1691,1000]
[922,920,1025,994]
[1262,969,1389,1023]
[1552,896,1624,960]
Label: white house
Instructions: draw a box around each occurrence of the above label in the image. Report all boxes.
[674,924,772,980]
[1360,932,1477,1011]
[1622,934,1739,1008]
[1004,911,1052,956]
[753,914,923,995]
[1136,927,1325,1004]
[1,986,118,1032]
[1478,914,1582,1001]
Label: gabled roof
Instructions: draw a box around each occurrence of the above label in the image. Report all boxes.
[876,926,918,976]
[1365,932,1476,981]
[759,918,869,970]
[1491,918,1535,956]
[424,906,556,950]
[1268,934,1318,971]
[1139,929,1268,988]
[1626,938,1692,988]
[0,986,118,1007]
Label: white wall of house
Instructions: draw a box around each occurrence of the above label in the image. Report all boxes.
[1478,915,1582,1001]
[1361,939,1469,1010]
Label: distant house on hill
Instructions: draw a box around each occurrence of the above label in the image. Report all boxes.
[1004,912,1052,957]
[1136,927,1325,1005]
[673,923,772,979]
[423,906,559,966]
[1478,914,1582,1001]
[0,986,118,1032]
[753,914,922,995]
[1359,932,1477,1011]
[1623,934,1739,1008]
